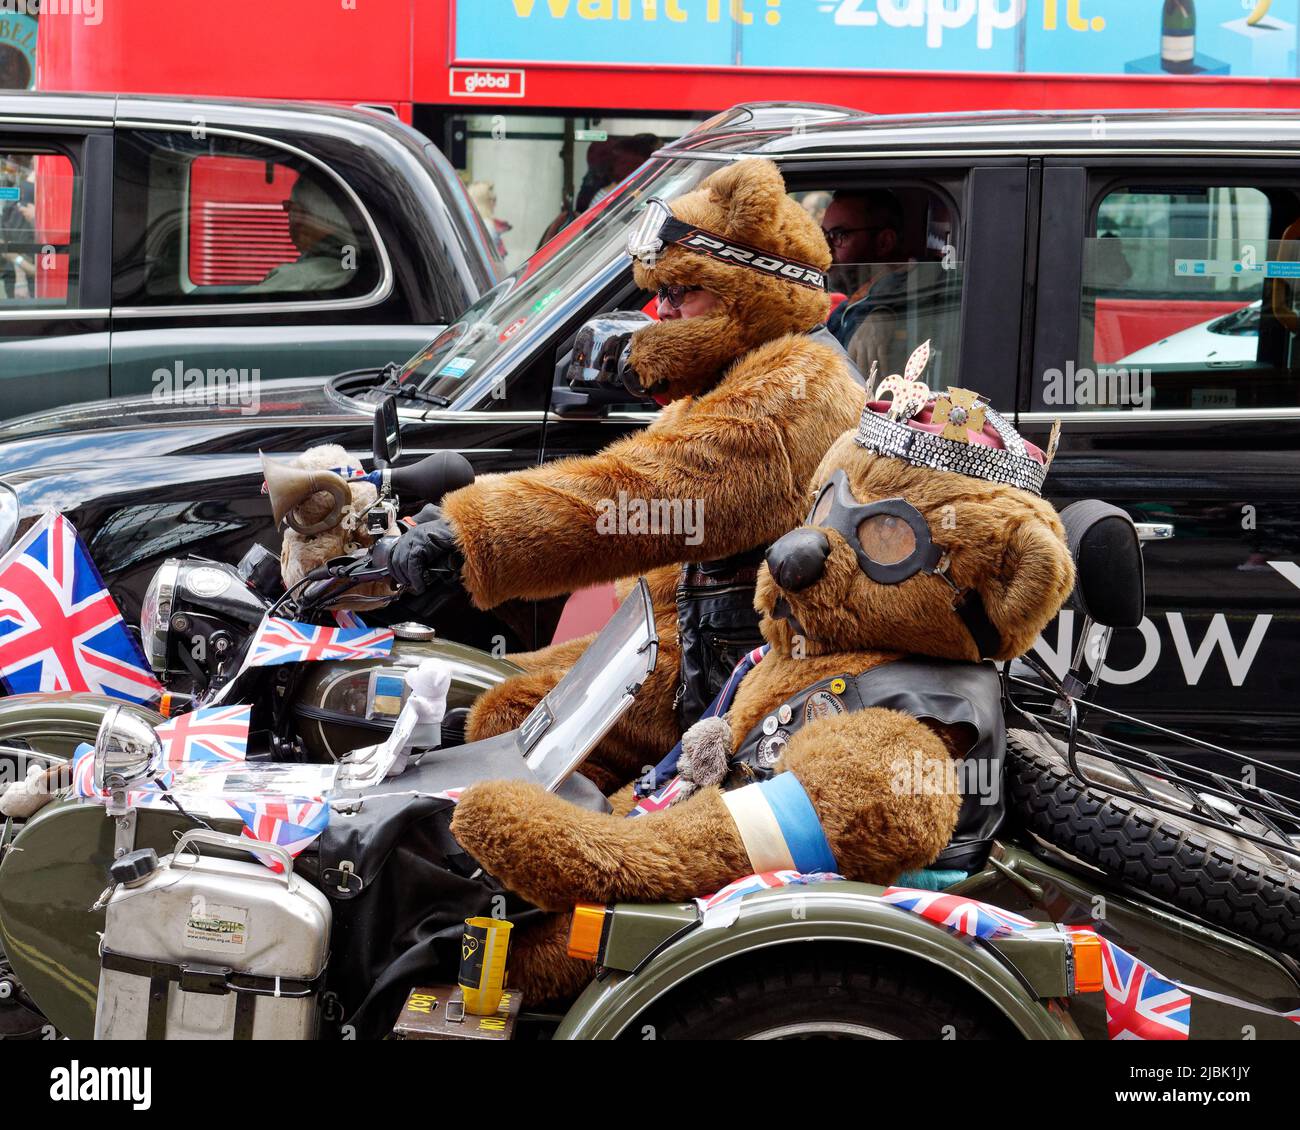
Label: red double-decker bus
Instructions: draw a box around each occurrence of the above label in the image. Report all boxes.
[35,0,1300,260]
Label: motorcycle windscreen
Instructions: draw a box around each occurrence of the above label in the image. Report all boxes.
[520,578,658,790]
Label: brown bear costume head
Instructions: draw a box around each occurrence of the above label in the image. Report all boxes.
[628,157,832,401]
[757,344,1075,665]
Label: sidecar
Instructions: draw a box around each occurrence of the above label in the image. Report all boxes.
[540,499,1300,1041]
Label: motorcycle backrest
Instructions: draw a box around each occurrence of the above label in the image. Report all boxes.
[1058,499,1145,629]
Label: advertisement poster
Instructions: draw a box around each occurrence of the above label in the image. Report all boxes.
[0,10,37,89]
[456,1,1300,79]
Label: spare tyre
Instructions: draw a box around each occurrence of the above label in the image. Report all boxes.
[1006,727,1300,958]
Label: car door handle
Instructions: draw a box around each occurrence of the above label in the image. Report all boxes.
[1135,522,1174,542]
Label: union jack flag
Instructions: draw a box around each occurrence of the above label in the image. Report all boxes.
[227,797,331,870]
[628,774,688,817]
[879,887,1037,939]
[155,705,250,767]
[1098,935,1191,1040]
[0,512,162,705]
[698,870,844,912]
[247,616,394,667]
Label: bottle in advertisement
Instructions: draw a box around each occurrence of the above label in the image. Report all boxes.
[1161,0,1196,74]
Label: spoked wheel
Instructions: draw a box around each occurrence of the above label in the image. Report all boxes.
[632,948,1016,1041]
[1007,727,1300,958]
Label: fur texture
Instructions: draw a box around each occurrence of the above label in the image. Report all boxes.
[627,158,833,400]
[452,407,1075,1005]
[444,333,860,610]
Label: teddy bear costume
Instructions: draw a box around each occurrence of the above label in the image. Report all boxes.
[391,158,864,794]
[450,358,1077,1003]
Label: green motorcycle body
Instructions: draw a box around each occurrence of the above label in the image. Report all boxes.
[0,637,518,1039]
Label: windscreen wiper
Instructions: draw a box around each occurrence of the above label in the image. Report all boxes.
[375,362,451,409]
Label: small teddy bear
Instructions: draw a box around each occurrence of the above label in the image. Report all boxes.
[450,350,1076,1003]
[267,444,398,609]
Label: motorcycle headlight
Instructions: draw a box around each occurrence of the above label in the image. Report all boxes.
[140,559,180,674]
[94,704,164,815]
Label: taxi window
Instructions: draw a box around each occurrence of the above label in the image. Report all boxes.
[112,129,383,308]
[796,185,963,389]
[0,150,79,308]
[1070,184,1300,412]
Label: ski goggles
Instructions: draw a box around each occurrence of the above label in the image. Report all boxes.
[807,468,1002,658]
[626,197,827,291]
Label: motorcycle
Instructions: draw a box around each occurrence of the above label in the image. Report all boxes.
[4,478,1300,1040]
[0,397,519,804]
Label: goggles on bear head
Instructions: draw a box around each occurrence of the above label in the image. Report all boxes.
[627,197,827,291]
[807,468,1003,659]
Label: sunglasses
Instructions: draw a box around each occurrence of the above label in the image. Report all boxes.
[657,284,703,310]
[821,224,887,249]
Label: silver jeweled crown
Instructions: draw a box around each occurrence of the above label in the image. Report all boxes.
[854,341,1053,497]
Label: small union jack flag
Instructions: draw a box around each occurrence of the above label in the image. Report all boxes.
[156,705,250,767]
[698,870,844,912]
[879,887,1037,939]
[1097,934,1191,1040]
[628,775,687,817]
[0,512,162,705]
[247,616,394,667]
[227,797,331,871]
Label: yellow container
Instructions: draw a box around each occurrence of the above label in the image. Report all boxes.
[458,917,514,1016]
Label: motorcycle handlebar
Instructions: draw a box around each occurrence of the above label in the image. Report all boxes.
[386,452,475,505]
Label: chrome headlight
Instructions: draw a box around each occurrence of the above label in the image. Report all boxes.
[93,704,164,815]
[140,559,180,674]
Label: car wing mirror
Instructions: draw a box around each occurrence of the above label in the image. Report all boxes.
[551,310,654,417]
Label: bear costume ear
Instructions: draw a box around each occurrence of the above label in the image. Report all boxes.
[703,158,792,247]
[980,518,1076,660]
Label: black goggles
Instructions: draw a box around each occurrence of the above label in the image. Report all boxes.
[806,469,1003,659]
[627,197,827,291]
[808,469,947,585]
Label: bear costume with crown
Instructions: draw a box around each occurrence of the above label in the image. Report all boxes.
[387,158,864,795]
[450,345,1077,1002]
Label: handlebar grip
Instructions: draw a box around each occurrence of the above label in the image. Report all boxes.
[388,452,475,504]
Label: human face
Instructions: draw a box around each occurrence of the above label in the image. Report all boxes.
[284,199,330,253]
[822,198,897,266]
[657,285,720,320]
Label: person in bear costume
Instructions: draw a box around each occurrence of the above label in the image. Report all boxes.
[389,159,863,795]
[449,352,1076,1003]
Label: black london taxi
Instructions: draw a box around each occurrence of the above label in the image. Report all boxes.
[0,101,1294,768]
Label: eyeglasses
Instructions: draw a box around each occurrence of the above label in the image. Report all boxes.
[657,284,703,310]
[821,224,885,249]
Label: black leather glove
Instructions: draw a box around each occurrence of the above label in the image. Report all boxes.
[388,507,464,595]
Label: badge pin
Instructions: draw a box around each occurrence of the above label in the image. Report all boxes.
[804,690,845,723]
[777,704,793,725]
[830,677,847,694]
[758,731,789,767]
